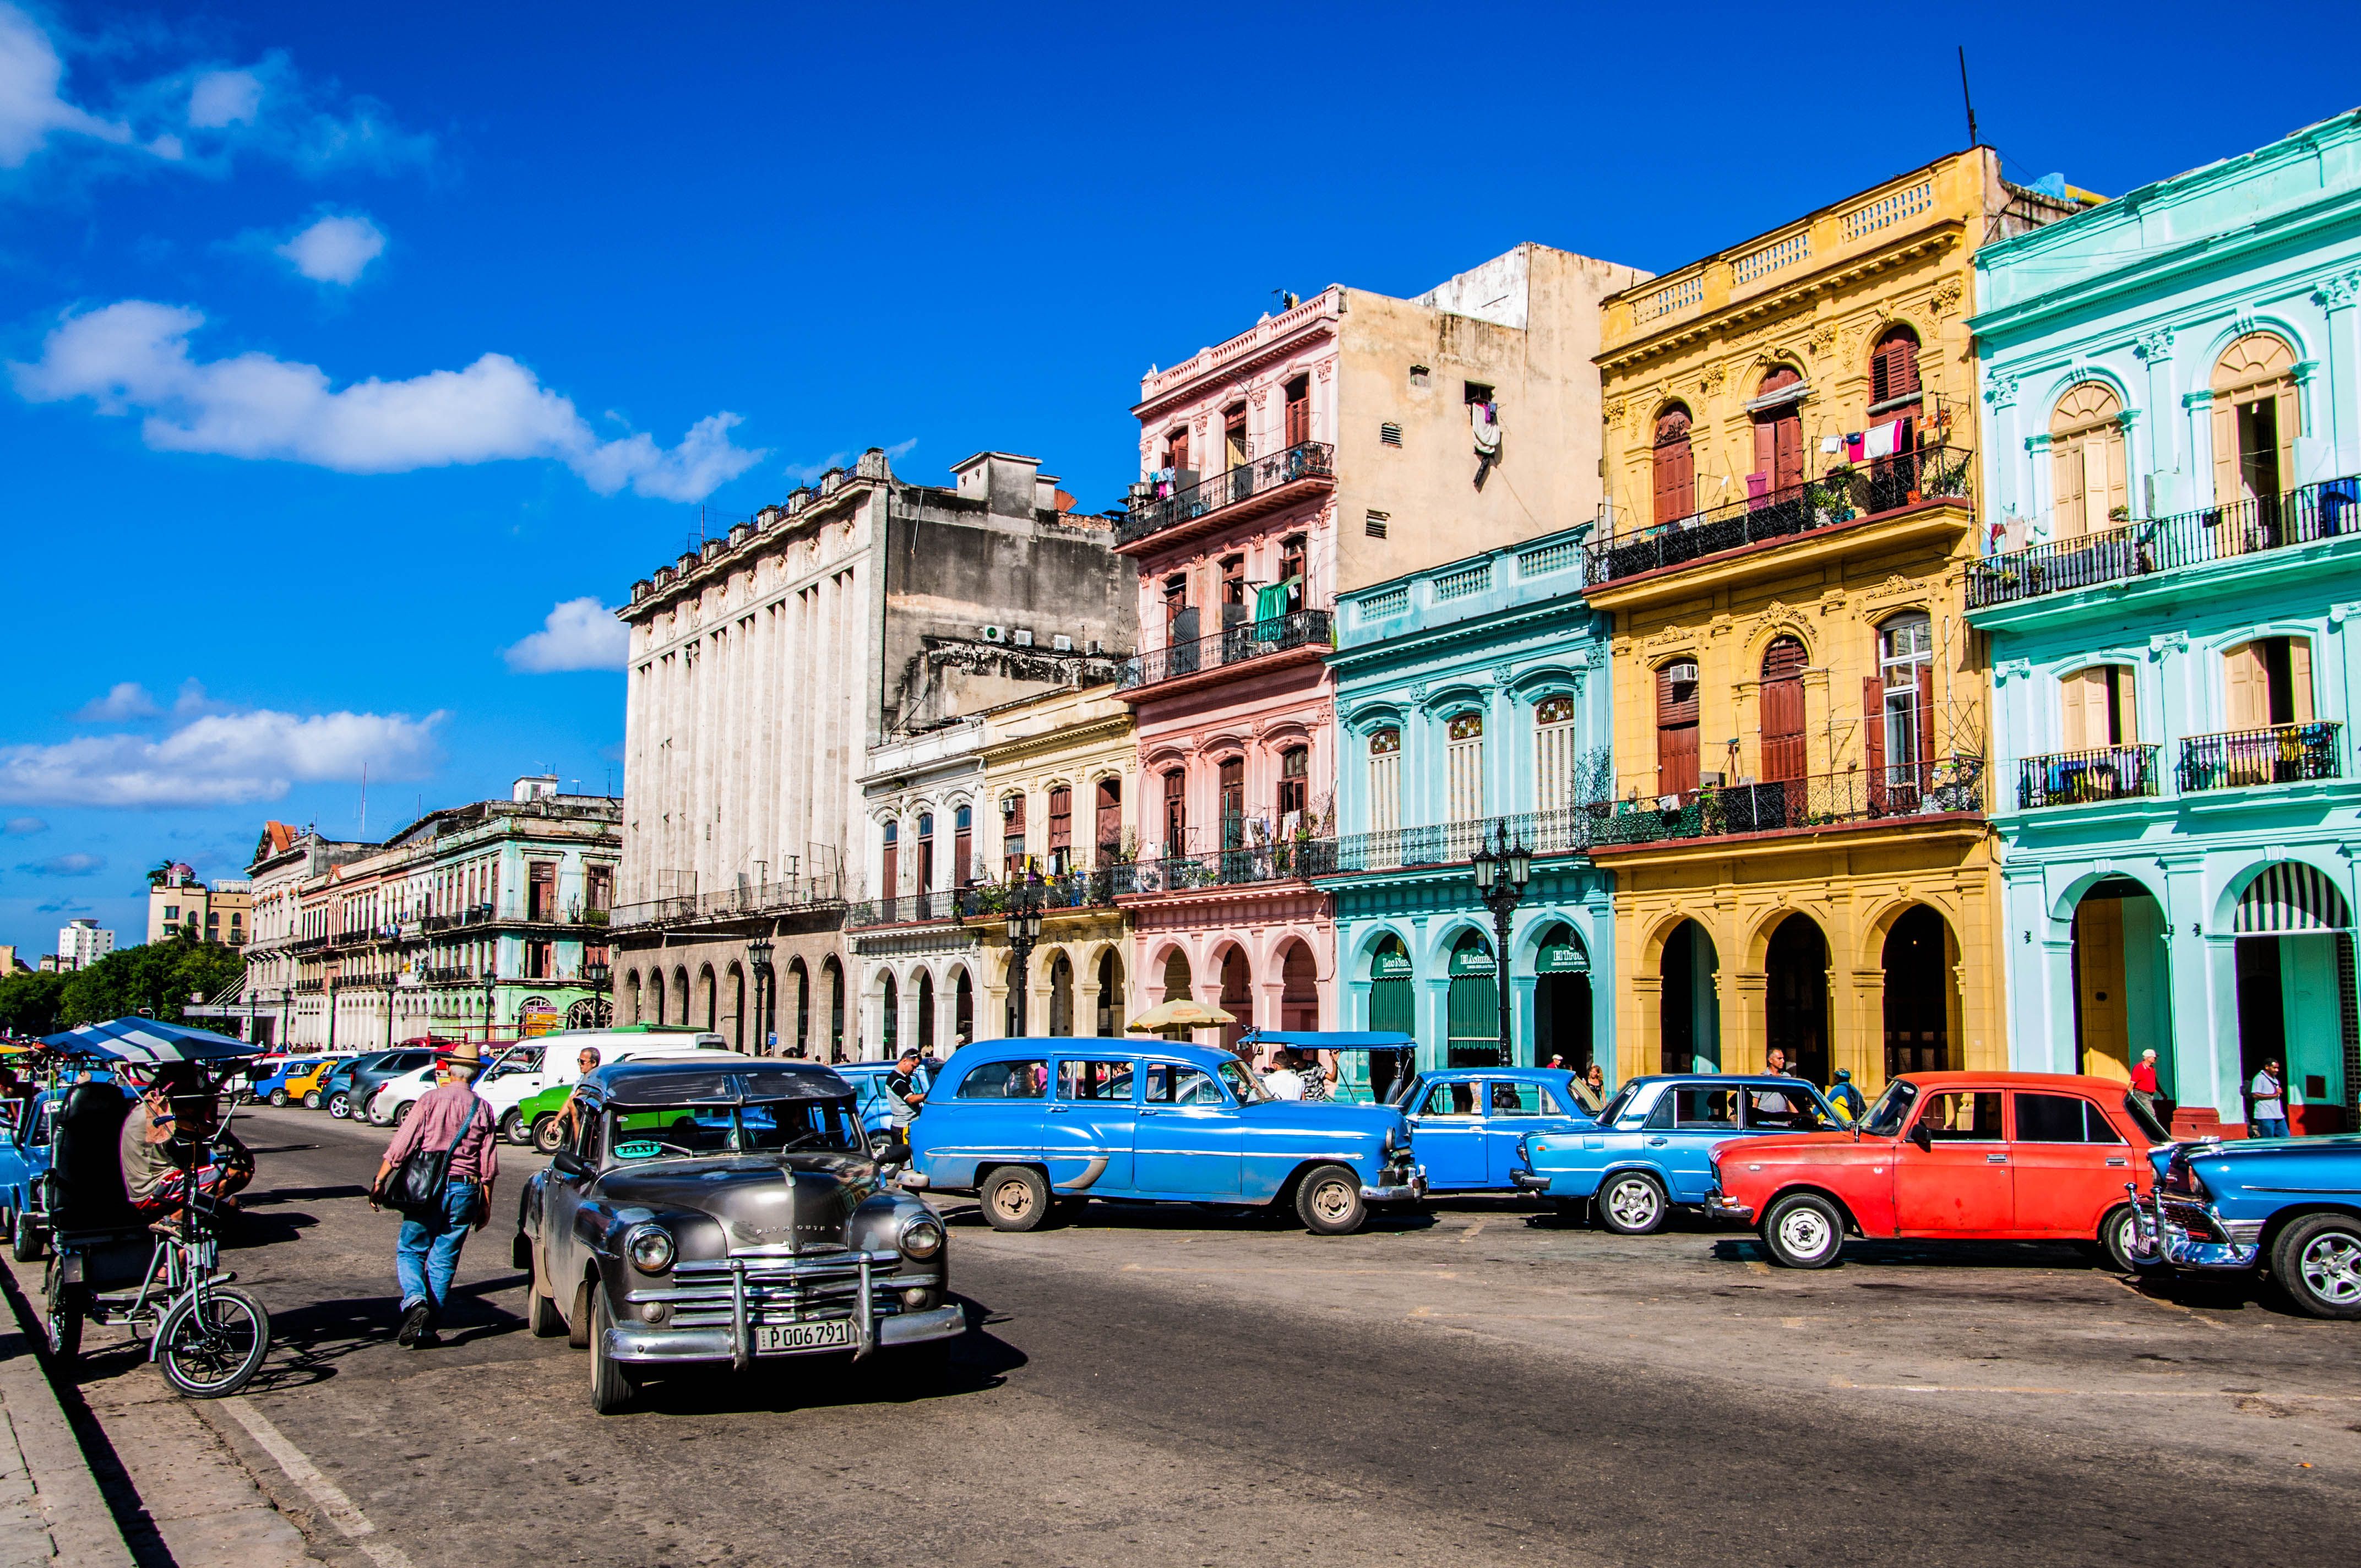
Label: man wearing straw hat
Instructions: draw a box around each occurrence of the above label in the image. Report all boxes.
[371,1041,499,1349]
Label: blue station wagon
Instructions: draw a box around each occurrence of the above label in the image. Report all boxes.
[906,1038,1424,1235]
[1391,1068,1596,1194]
[1512,1074,1847,1234]
[2132,1132,2361,1319]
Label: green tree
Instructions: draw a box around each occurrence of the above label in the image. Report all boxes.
[0,971,68,1037]
[56,941,245,1030]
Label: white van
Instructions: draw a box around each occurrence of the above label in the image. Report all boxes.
[374,1028,733,1141]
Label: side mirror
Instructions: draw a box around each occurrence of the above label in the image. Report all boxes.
[552,1148,588,1178]
[1908,1122,1933,1153]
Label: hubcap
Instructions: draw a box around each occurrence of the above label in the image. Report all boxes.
[1310,1180,1353,1224]
[1778,1207,1832,1259]
[1609,1180,1659,1228]
[993,1182,1033,1221]
[2299,1231,2361,1305]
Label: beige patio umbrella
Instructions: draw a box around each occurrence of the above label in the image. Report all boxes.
[1125,998,1236,1037]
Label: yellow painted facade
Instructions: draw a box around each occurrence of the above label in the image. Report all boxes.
[1587,150,2092,1093]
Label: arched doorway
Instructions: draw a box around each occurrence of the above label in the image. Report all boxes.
[953,966,973,1048]
[698,966,718,1031]
[786,959,809,1056]
[1368,935,1413,1101]
[1217,947,1250,1052]
[1280,941,1319,1031]
[822,957,845,1062]
[1048,952,1074,1036]
[2231,863,2353,1135]
[2069,877,2170,1092]
[725,963,746,1052]
[1881,906,1956,1077]
[881,972,899,1057]
[1533,922,1593,1073]
[1765,916,1829,1085]
[645,970,662,1026]
[1446,930,1500,1067]
[1751,365,1804,500]
[916,970,935,1055]
[672,966,690,1026]
[1658,920,1719,1073]
[1095,949,1122,1035]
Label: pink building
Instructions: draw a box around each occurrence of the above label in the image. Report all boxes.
[1114,247,1641,1046]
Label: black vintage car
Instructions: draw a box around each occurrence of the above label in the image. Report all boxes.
[514,1059,958,1413]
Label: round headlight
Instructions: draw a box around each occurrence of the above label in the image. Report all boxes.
[624,1223,676,1275]
[898,1216,944,1260]
[1382,1127,1397,1154]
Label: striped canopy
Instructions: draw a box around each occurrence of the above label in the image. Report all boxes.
[39,1017,258,1063]
[2233,862,2352,935]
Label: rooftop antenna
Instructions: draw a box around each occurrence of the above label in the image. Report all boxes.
[1957,46,1979,148]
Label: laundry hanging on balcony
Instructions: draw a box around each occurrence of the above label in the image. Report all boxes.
[1471,401,1502,455]
[1843,419,1907,463]
[1252,576,1301,630]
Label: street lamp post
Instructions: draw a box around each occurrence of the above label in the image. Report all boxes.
[482,970,498,1046]
[1005,880,1045,1036]
[744,934,773,1055]
[1469,819,1533,1068]
[585,956,612,1031]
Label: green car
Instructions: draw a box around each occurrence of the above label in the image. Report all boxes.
[517,1082,577,1153]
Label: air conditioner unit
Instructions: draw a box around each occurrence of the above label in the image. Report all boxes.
[1012,629,1034,647]
[1000,797,1018,816]
[1052,634,1073,652]
[1666,661,1698,684]
[980,625,1007,644]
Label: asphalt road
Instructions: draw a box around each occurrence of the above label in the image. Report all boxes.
[47,1106,2361,1568]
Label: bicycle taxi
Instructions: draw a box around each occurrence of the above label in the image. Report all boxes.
[34,1017,274,1397]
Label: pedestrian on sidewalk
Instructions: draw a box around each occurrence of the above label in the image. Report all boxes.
[879,1047,926,1165]
[2129,1050,2163,1124]
[2249,1060,2291,1140]
[371,1041,498,1349]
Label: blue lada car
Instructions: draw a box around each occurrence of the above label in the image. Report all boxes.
[2131,1131,2361,1319]
[906,1038,1424,1235]
[1511,1074,1846,1234]
[1390,1068,1597,1194]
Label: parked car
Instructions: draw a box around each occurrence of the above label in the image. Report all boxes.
[475,1030,732,1143]
[496,1034,743,1147]
[1389,1068,1595,1195]
[1704,1071,2159,1270]
[255,1056,325,1107]
[1511,1074,1844,1233]
[319,1049,436,1119]
[366,1064,438,1125]
[0,1091,57,1260]
[906,1038,1424,1235]
[833,1059,932,1139]
[284,1057,338,1108]
[512,1057,958,1414]
[2131,1131,2361,1319]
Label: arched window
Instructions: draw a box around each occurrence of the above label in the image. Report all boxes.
[1872,612,1935,791]
[953,805,972,886]
[1656,660,1700,797]
[1094,778,1122,862]
[1760,637,1808,783]
[1047,785,1073,873]
[1162,768,1187,854]
[1868,327,1924,505]
[1277,745,1309,827]
[1446,711,1485,821]
[1652,405,1695,526]
[2212,334,2299,511]
[1001,793,1026,875]
[879,819,899,913]
[916,812,934,896]
[2049,382,2126,540]
[1367,727,1402,834]
[1869,326,1922,410]
[1446,930,1500,1067]
[1534,695,1576,810]
[1751,368,1804,497]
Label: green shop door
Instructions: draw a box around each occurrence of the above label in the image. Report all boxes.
[1447,933,1501,1067]
[1368,940,1415,1102]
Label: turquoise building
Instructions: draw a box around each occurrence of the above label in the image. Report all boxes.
[1312,522,1613,1090]
[1969,110,2361,1135]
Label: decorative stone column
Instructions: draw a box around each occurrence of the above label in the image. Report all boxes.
[2320,270,2361,476]
[2135,328,2178,514]
[2182,389,2216,510]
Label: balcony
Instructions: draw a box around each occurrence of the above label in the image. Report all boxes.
[421,903,496,933]
[1588,445,1972,587]
[2016,745,2162,809]
[611,876,844,931]
[845,871,1128,930]
[1119,609,1331,697]
[1114,442,1334,553]
[1968,477,2360,610]
[1314,807,1595,876]
[1118,843,1327,895]
[2177,723,2342,794]
[1591,760,1984,850]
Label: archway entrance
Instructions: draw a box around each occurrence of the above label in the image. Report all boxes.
[822,958,844,1061]
[1446,930,1500,1067]
[953,967,973,1048]
[1882,905,1957,1078]
[1658,920,1719,1073]
[1218,948,1251,1052]
[881,972,899,1057]
[1533,922,1593,1072]
[916,971,935,1056]
[1765,915,1829,1085]
[2232,864,2353,1135]
[2070,877,2171,1092]
[1280,942,1319,1031]
[1095,949,1122,1036]
[1368,936,1413,1101]
[1048,952,1074,1036]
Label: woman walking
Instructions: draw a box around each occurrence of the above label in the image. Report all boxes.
[371,1042,498,1349]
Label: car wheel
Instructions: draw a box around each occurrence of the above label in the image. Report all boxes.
[568,1278,595,1351]
[529,1249,566,1338]
[499,1109,526,1145]
[2271,1212,2361,1320]
[10,1208,44,1264]
[301,1091,322,1110]
[532,1115,565,1156]
[1760,1193,1845,1269]
[980,1167,1049,1232]
[1597,1172,1668,1236]
[2098,1204,2142,1273]
[587,1290,638,1414]
[41,1264,83,1363]
[1294,1164,1367,1235]
[268,1089,289,1107]
[327,1091,351,1119]
[393,1101,413,1128]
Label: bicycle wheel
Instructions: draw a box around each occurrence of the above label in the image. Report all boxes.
[154,1286,270,1397]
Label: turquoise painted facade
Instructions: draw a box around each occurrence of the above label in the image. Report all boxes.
[1970,110,2361,1135]
[1311,523,1614,1087]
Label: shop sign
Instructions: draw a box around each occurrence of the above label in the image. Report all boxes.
[1449,943,1497,977]
[1372,949,1415,979]
[1536,941,1590,974]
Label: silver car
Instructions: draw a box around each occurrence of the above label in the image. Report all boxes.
[514,1059,959,1413]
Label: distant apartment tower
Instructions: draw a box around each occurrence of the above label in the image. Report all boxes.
[57,918,113,970]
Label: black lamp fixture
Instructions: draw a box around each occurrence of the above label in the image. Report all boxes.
[1470,819,1533,1067]
[1004,877,1046,1035]
[746,933,774,1054]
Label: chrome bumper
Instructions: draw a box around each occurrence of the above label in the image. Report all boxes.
[1361,1165,1427,1202]
[2132,1191,2261,1271]
[603,1303,963,1365]
[1703,1191,1755,1223]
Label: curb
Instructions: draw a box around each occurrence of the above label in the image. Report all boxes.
[0,1259,135,1568]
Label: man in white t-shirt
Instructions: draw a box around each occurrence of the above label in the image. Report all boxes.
[1262,1049,1307,1102]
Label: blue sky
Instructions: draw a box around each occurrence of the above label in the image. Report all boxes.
[2,0,2354,958]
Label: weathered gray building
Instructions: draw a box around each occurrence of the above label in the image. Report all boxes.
[613,447,1136,1056]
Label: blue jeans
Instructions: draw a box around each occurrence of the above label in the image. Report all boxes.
[2254,1115,2291,1140]
[396,1179,482,1318]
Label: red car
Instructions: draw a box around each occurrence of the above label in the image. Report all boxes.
[1704,1071,2163,1270]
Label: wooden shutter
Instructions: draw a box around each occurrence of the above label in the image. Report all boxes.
[1285,379,1310,448]
[1872,331,1922,405]
[1095,780,1121,855]
[2060,669,2094,750]
[1656,667,1700,797]
[2224,642,2265,730]
[1915,662,1936,782]
[880,842,897,902]
[1048,787,1072,853]
[1863,677,1886,794]
[2052,441,2086,539]
[1168,428,1189,472]
[2112,666,2138,746]
[2211,402,2239,512]
[1653,410,1694,525]
[2289,638,2315,724]
[1163,770,1186,850]
[1759,638,1808,783]
[1753,416,1777,488]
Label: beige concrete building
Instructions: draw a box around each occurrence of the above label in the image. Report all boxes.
[146,866,249,948]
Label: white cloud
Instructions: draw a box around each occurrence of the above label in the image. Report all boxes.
[0,2,131,167]
[75,680,161,722]
[18,851,100,876]
[11,301,766,502]
[187,68,260,129]
[505,598,629,673]
[276,213,384,285]
[2,816,44,835]
[0,704,445,808]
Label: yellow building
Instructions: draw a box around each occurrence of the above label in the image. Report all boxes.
[146,865,250,948]
[1585,150,2093,1092]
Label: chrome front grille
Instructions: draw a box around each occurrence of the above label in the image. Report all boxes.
[2160,1200,2223,1242]
[653,1249,901,1329]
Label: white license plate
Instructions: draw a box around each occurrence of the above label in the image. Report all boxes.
[754,1319,856,1354]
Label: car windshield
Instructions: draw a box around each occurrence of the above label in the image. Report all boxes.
[1389,1074,1426,1110]
[1596,1085,1639,1125]
[1860,1079,1919,1137]
[1218,1060,1270,1105]
[606,1098,864,1161]
[2120,1091,2172,1144]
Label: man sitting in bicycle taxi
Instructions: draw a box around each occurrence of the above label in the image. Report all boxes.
[118,1063,254,1230]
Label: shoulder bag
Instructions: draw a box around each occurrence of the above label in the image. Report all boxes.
[377,1097,482,1216]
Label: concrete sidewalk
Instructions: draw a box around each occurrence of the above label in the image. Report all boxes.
[0,1271,133,1567]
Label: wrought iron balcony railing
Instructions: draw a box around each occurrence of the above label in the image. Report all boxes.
[611,878,844,929]
[1116,441,1333,548]
[846,870,1130,929]
[1589,445,1973,585]
[1968,477,2361,609]
[2176,723,2342,793]
[1591,760,1984,847]
[2016,745,2162,809]
[1315,806,1595,875]
[1120,609,1331,693]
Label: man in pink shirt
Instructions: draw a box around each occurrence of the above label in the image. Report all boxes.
[372,1041,499,1349]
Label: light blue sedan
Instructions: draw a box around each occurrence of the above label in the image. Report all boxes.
[906,1038,1423,1235]
[1389,1068,1598,1194]
[1512,1074,1846,1234]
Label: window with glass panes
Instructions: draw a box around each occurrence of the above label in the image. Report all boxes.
[1277,747,1309,828]
[1876,613,1934,784]
[1367,727,1402,834]
[1533,695,1576,812]
[1446,711,1485,821]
